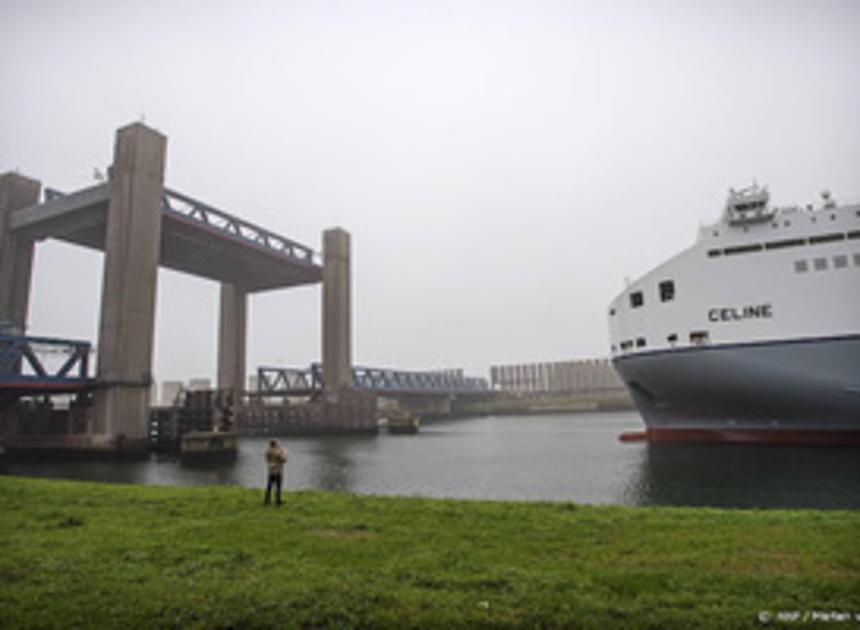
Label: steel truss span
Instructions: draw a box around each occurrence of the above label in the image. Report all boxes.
[256,364,489,396]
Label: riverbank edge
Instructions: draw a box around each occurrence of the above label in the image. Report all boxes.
[1,476,858,628]
[449,394,634,418]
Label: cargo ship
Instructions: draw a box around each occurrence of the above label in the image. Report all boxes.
[608,184,860,443]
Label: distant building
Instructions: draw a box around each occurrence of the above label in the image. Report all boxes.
[187,378,211,392]
[490,358,626,395]
[161,380,183,406]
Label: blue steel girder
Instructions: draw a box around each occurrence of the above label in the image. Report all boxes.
[256,364,489,396]
[0,334,93,393]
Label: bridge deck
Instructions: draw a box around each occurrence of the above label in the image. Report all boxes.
[10,185,321,292]
[0,380,95,396]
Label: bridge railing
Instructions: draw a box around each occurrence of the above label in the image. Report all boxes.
[162,188,320,266]
[255,364,489,396]
[0,334,93,391]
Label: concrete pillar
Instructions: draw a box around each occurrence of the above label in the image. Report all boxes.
[92,123,166,452]
[217,282,247,398]
[0,173,40,333]
[322,227,351,399]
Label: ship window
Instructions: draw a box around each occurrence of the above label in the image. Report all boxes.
[609,307,616,316]
[611,344,617,352]
[636,337,646,348]
[724,244,763,256]
[834,255,848,269]
[794,260,808,273]
[854,253,860,267]
[667,333,678,345]
[630,291,644,308]
[784,220,791,227]
[689,331,709,346]
[620,340,633,351]
[659,280,675,302]
[848,230,860,239]
[813,257,828,271]
[809,233,845,244]
[765,238,806,250]
[707,249,722,258]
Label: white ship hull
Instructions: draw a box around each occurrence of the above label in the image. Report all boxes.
[608,186,860,443]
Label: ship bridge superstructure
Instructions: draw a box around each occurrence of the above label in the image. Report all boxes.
[724,183,775,225]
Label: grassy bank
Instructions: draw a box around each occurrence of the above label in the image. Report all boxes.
[1,477,858,628]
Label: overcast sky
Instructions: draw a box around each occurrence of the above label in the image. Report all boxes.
[2,0,859,385]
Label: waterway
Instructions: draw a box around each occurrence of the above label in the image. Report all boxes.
[2,411,859,509]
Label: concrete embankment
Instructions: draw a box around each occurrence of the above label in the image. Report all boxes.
[452,392,633,417]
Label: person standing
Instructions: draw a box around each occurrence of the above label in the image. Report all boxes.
[264,439,288,505]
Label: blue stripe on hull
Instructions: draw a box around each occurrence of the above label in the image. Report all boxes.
[613,336,860,431]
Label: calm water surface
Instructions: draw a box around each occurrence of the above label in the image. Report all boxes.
[2,412,859,509]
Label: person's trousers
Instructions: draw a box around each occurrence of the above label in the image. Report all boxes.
[264,472,283,505]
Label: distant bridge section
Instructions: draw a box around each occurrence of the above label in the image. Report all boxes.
[0,333,94,395]
[256,364,490,397]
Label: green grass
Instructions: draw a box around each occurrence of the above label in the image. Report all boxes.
[1,476,858,628]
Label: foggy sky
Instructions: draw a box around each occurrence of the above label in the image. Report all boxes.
[2,0,859,384]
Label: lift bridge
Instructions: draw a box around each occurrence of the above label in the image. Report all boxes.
[256,364,490,397]
[1,179,320,399]
[1,122,371,455]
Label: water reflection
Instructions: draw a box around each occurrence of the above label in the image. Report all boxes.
[631,442,860,510]
[2,412,858,509]
[303,436,369,492]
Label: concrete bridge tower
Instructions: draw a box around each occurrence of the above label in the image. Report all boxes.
[91,123,167,451]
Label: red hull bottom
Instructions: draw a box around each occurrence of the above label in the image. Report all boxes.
[619,428,860,445]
